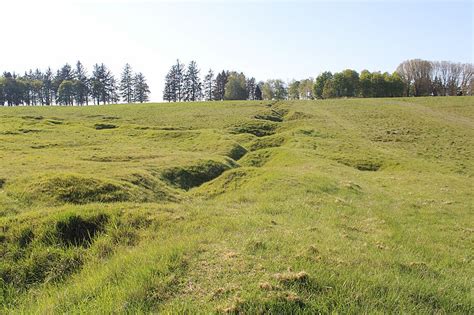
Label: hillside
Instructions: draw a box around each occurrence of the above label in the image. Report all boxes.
[0,97,473,313]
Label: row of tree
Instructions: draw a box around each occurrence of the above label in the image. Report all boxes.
[396,59,473,97]
[0,62,150,106]
[163,60,263,102]
[163,59,473,102]
[311,70,406,99]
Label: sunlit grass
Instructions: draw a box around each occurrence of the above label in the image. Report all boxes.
[0,97,473,312]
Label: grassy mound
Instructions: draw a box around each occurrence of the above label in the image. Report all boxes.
[254,109,284,122]
[161,159,236,190]
[26,174,134,204]
[195,168,256,196]
[122,171,179,202]
[285,111,314,121]
[240,149,275,167]
[248,135,285,151]
[230,120,279,137]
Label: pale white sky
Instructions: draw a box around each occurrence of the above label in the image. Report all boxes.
[2,0,472,101]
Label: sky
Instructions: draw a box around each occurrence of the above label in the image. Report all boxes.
[2,0,473,101]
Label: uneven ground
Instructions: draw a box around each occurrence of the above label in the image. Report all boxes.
[0,97,473,313]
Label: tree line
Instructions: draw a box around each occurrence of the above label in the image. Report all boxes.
[396,59,473,97]
[163,58,473,102]
[163,60,263,102]
[0,62,150,106]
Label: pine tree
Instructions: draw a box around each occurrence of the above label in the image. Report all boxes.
[32,69,44,105]
[255,84,263,100]
[120,63,134,103]
[54,64,74,104]
[90,63,116,105]
[163,66,177,102]
[74,61,89,105]
[246,77,256,100]
[174,60,185,102]
[133,72,150,103]
[43,67,54,105]
[213,70,228,100]
[183,61,202,101]
[203,69,214,101]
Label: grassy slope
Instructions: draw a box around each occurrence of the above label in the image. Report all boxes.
[0,98,472,313]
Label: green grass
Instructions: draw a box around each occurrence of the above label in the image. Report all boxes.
[0,97,473,313]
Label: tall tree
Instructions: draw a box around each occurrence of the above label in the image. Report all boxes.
[213,70,228,100]
[32,69,44,105]
[313,71,333,99]
[273,79,287,100]
[288,80,300,100]
[255,83,263,100]
[224,72,247,100]
[174,60,185,101]
[396,59,432,96]
[54,64,74,104]
[322,80,336,99]
[90,63,116,105]
[262,80,274,100]
[58,80,75,105]
[43,67,54,105]
[246,77,257,100]
[203,69,214,101]
[298,78,314,99]
[262,79,287,100]
[120,63,134,103]
[74,61,89,105]
[133,72,150,103]
[183,61,202,101]
[0,76,5,106]
[163,66,177,102]
[359,70,373,98]
[460,63,473,95]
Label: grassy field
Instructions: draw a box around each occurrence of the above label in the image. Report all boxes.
[0,97,473,313]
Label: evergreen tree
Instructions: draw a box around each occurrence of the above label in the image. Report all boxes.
[163,65,177,102]
[174,59,185,101]
[90,63,116,105]
[133,72,150,103]
[43,67,54,105]
[32,69,44,105]
[246,77,256,100]
[213,70,228,100]
[54,64,74,104]
[120,63,134,103]
[22,70,33,105]
[183,61,202,101]
[203,69,214,101]
[0,77,5,106]
[74,61,89,105]
[255,84,263,100]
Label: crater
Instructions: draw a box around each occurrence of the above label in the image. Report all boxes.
[53,213,109,247]
[161,159,236,190]
[94,123,117,130]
